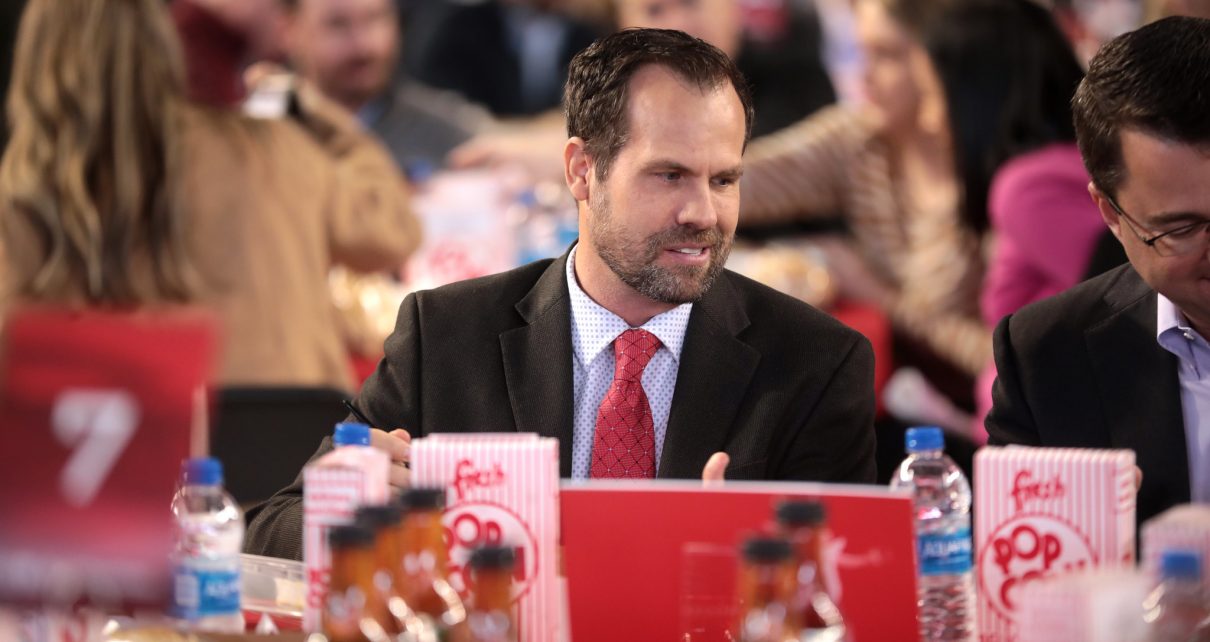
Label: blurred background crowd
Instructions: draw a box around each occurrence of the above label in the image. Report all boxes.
[1,0,1209,485]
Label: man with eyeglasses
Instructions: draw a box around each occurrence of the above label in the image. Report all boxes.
[986,15,1210,526]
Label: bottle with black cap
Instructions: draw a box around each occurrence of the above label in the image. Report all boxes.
[466,546,518,642]
[737,535,800,642]
[356,503,433,640]
[325,523,390,642]
[774,500,848,641]
[399,487,469,641]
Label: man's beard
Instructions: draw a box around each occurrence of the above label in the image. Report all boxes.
[588,189,732,304]
[328,57,390,108]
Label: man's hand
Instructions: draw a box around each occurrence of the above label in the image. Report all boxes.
[702,451,730,487]
[370,428,412,492]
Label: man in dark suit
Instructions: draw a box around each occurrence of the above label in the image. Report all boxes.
[280,0,494,173]
[986,16,1210,527]
[245,28,876,559]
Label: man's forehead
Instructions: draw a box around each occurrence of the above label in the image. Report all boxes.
[1116,128,1210,215]
[1119,128,1210,174]
[618,65,745,155]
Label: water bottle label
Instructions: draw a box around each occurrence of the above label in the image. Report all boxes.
[918,527,972,576]
[173,559,241,618]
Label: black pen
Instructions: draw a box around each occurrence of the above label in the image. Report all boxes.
[342,399,374,427]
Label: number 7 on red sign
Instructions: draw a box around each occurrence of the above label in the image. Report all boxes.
[52,389,140,507]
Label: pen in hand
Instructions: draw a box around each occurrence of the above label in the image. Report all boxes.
[342,399,373,426]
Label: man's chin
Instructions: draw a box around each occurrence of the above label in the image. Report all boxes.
[635,267,722,305]
[330,81,388,107]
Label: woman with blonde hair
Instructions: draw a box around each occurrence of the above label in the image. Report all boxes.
[0,0,420,391]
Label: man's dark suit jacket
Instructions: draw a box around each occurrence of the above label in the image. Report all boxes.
[245,253,877,559]
[986,263,1188,527]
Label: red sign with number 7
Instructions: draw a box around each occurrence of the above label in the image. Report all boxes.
[0,306,217,611]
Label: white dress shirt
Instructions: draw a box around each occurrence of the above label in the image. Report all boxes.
[565,245,693,479]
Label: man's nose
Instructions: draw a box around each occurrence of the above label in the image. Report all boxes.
[676,181,719,229]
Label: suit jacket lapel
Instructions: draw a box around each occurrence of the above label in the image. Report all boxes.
[659,273,761,479]
[1085,267,1190,505]
[499,255,577,477]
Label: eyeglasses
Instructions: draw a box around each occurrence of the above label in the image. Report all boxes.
[1103,193,1210,257]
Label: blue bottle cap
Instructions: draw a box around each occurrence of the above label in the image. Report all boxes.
[333,422,371,446]
[1161,549,1203,581]
[905,426,945,453]
[181,457,223,486]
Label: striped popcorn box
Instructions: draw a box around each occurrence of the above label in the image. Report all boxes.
[411,433,560,642]
[974,446,1137,642]
[1141,504,1210,581]
[1015,569,1150,642]
[302,446,391,631]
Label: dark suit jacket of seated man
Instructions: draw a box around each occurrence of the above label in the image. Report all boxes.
[986,16,1210,529]
[986,263,1188,528]
[244,28,876,561]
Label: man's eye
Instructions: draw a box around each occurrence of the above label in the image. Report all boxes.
[1166,223,1206,239]
[659,172,681,182]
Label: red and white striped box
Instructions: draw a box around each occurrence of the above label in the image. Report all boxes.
[1141,504,1210,581]
[302,447,391,631]
[974,446,1136,642]
[411,433,560,642]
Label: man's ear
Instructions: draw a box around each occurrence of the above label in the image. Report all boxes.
[1089,182,1124,243]
[564,137,592,202]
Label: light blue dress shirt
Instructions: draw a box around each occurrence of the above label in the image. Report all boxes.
[1156,295,1210,502]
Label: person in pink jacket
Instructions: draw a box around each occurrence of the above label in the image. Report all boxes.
[962,0,1124,439]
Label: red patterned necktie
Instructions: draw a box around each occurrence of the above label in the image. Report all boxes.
[590,328,662,479]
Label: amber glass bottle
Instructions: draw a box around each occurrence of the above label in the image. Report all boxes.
[399,487,469,641]
[324,524,387,642]
[736,535,800,642]
[357,502,429,637]
[774,500,847,640]
[467,546,518,642]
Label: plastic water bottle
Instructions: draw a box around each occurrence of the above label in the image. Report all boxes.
[1144,549,1210,641]
[171,457,244,633]
[889,426,975,641]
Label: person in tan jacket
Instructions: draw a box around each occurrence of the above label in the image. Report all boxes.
[0,0,420,392]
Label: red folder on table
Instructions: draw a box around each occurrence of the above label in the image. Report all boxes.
[561,480,920,642]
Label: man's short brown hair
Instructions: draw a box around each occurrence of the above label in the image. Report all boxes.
[1072,16,1210,197]
[563,28,753,179]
